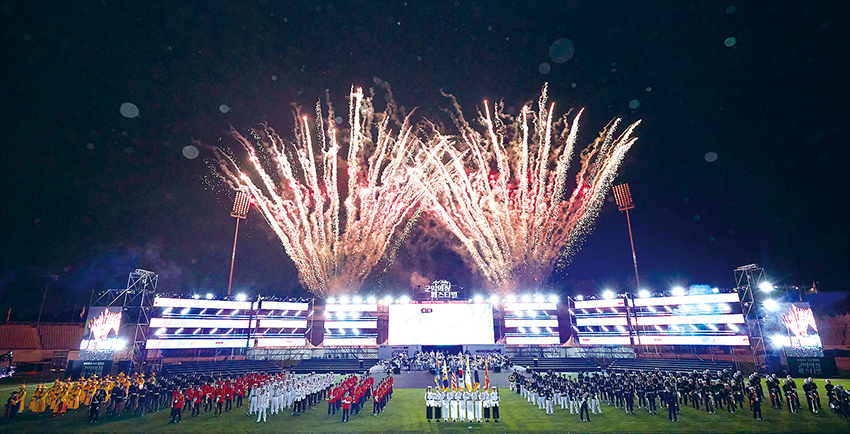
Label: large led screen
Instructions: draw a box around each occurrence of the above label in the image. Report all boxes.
[80,307,123,352]
[388,303,494,345]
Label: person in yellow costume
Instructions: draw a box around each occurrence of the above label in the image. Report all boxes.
[15,384,26,415]
[54,384,69,416]
[29,384,48,413]
[46,381,59,412]
[68,381,82,411]
[82,380,95,406]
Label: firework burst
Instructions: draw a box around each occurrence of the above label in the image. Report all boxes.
[214,87,426,297]
[415,83,641,294]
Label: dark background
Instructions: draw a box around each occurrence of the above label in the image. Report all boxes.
[1,1,848,322]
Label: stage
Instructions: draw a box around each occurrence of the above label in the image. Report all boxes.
[369,367,516,389]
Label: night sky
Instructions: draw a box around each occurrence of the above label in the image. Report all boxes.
[1,1,848,322]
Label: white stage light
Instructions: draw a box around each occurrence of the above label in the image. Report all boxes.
[326,311,334,319]
[712,287,720,293]
[519,327,526,333]
[638,289,650,298]
[654,325,663,331]
[267,310,274,316]
[353,296,363,304]
[647,306,656,313]
[163,307,172,314]
[719,303,732,312]
[235,293,247,301]
[568,309,574,315]
[531,327,541,334]
[610,307,618,313]
[602,290,614,299]
[533,294,544,303]
[156,328,166,335]
[707,324,718,331]
[506,294,517,303]
[759,282,773,292]
[664,306,673,312]
[546,327,552,333]
[400,295,410,304]
[698,303,710,311]
[294,310,301,316]
[113,339,127,350]
[209,328,217,334]
[575,295,584,301]
[727,323,738,332]
[353,328,360,335]
[572,325,579,331]
[192,294,200,299]
[350,311,360,319]
[681,305,691,312]
[473,295,484,303]
[340,296,351,304]
[548,295,559,303]
[328,297,336,304]
[490,295,501,305]
[206,293,214,299]
[216,309,223,315]
[527,310,536,318]
[616,325,625,332]
[175,328,183,334]
[230,309,238,316]
[193,328,201,335]
[764,299,779,311]
[601,326,609,332]
[339,328,346,334]
[383,295,393,305]
[521,294,532,303]
[672,287,686,296]
[367,295,376,304]
[181,307,190,315]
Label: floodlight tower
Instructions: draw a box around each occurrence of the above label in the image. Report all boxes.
[613,184,640,292]
[228,191,250,296]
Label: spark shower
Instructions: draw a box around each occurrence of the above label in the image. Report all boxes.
[214,84,640,297]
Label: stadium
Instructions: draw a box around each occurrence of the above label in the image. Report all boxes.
[2,267,849,432]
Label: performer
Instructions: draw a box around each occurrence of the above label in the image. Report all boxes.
[465,388,474,422]
[434,389,443,421]
[425,386,433,421]
[441,389,450,422]
[474,389,484,422]
[489,387,500,422]
[579,389,590,422]
[449,390,459,422]
[666,386,678,422]
[88,389,104,423]
[170,390,184,423]
[341,392,352,423]
[256,388,269,423]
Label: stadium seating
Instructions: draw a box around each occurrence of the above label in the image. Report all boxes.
[511,357,600,372]
[38,324,84,350]
[290,358,379,374]
[160,360,283,377]
[607,357,735,373]
[0,324,41,349]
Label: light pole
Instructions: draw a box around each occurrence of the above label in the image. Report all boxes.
[612,183,640,291]
[228,191,250,296]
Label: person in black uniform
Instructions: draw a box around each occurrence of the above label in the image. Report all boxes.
[88,389,104,423]
[749,386,763,420]
[665,386,678,422]
[135,385,147,416]
[579,389,590,421]
[112,385,126,417]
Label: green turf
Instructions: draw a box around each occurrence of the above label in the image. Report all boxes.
[2,378,849,433]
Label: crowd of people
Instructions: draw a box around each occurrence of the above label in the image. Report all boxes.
[509,368,850,422]
[384,351,509,372]
[423,385,500,423]
[2,369,396,425]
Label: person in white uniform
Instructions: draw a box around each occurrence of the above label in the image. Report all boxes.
[256,388,269,423]
[449,391,459,422]
[441,390,450,422]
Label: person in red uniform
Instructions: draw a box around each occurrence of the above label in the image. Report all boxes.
[328,385,338,416]
[235,381,245,408]
[224,382,234,413]
[191,386,202,417]
[341,392,353,423]
[214,384,224,416]
[170,390,184,423]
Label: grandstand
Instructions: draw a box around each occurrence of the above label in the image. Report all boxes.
[38,324,85,349]
[512,357,601,372]
[290,358,379,374]
[160,360,283,377]
[0,324,41,349]
[607,357,735,373]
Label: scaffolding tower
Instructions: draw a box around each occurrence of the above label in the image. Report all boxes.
[735,264,765,371]
[90,269,157,374]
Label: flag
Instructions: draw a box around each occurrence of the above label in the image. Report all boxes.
[484,359,490,390]
[442,360,449,391]
[464,356,473,391]
[434,359,441,388]
[474,369,480,390]
[451,371,457,391]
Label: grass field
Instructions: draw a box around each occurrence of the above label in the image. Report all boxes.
[2,378,849,433]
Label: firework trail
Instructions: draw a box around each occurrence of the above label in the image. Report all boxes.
[414,83,641,294]
[214,87,426,297]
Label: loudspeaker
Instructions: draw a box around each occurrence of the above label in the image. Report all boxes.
[494,366,501,373]
[533,358,539,367]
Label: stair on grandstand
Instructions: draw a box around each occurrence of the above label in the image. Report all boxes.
[290,358,379,374]
[511,357,600,372]
[160,360,283,378]
[607,357,735,373]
